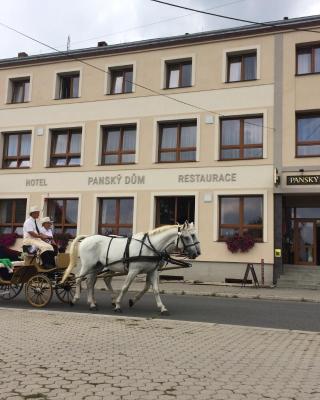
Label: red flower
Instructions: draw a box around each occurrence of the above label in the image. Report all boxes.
[226,234,255,253]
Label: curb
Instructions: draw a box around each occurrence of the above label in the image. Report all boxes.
[159,289,320,303]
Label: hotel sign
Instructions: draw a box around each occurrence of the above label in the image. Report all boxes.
[287,175,320,185]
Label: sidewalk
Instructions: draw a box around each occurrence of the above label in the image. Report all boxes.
[97,277,320,303]
[1,308,319,400]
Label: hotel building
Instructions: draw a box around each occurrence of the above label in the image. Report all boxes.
[1,15,320,286]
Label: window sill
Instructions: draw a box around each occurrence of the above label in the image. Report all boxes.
[48,165,82,168]
[106,91,134,96]
[1,167,30,170]
[7,101,30,105]
[219,157,263,161]
[295,72,320,77]
[157,160,197,164]
[100,162,136,166]
[225,78,258,84]
[295,154,320,158]
[54,96,80,100]
[163,85,193,90]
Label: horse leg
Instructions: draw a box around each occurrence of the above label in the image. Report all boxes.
[86,272,98,311]
[150,270,169,315]
[128,272,151,308]
[114,269,139,313]
[103,275,117,307]
[71,276,82,305]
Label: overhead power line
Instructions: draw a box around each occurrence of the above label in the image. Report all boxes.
[150,0,320,35]
[62,0,246,48]
[0,18,275,131]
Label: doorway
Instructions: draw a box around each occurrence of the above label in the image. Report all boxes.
[294,219,317,265]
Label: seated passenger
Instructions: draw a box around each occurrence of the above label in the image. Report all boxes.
[40,217,58,255]
[22,206,56,269]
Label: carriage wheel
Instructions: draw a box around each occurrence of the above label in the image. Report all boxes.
[0,283,23,300]
[25,274,53,308]
[55,277,76,304]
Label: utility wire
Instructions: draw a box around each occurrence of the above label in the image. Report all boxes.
[150,0,320,34]
[61,0,246,48]
[0,18,275,130]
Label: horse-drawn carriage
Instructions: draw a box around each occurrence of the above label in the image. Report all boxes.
[0,222,200,314]
[0,249,76,307]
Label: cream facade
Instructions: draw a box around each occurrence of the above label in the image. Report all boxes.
[1,16,320,285]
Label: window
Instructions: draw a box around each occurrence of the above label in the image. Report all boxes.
[2,131,31,168]
[0,199,26,235]
[50,128,82,167]
[158,120,196,162]
[227,52,256,82]
[110,67,133,94]
[166,60,192,88]
[57,72,80,99]
[220,116,263,160]
[10,77,30,103]
[296,114,320,157]
[219,196,263,241]
[155,196,195,226]
[99,198,134,236]
[47,198,78,237]
[296,45,320,75]
[101,125,136,165]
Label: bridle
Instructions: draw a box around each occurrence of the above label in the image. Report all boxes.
[175,226,198,255]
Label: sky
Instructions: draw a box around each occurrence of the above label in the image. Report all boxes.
[0,0,320,59]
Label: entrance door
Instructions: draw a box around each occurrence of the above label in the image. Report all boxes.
[294,220,317,265]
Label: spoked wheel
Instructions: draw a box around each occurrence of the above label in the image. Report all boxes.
[55,276,76,304]
[0,283,23,300]
[25,274,53,308]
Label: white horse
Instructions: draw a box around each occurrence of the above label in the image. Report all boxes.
[104,222,201,309]
[62,223,198,314]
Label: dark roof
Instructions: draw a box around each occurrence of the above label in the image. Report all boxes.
[1,14,320,67]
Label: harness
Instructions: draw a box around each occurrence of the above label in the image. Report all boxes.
[100,230,193,275]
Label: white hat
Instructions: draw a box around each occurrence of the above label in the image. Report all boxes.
[41,217,53,225]
[29,205,40,214]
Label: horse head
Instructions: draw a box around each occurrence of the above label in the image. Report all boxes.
[177,222,199,259]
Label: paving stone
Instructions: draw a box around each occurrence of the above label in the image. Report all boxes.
[0,308,319,400]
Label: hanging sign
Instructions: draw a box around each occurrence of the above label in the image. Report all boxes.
[287,175,320,185]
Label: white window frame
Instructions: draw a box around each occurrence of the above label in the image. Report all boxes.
[213,108,268,161]
[5,73,33,104]
[213,190,268,242]
[150,191,199,231]
[44,123,85,168]
[160,54,196,89]
[0,194,30,234]
[152,114,200,163]
[92,193,137,235]
[222,45,261,83]
[0,127,35,168]
[52,67,82,100]
[41,194,82,235]
[105,61,136,95]
[96,119,140,166]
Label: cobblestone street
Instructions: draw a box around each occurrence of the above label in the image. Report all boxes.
[0,308,319,400]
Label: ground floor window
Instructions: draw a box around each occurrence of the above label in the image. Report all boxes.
[155,196,195,226]
[46,198,78,237]
[98,197,134,236]
[0,199,26,235]
[219,195,263,240]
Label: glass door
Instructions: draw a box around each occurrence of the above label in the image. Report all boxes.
[294,220,316,265]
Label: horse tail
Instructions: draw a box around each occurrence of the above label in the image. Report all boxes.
[61,235,87,283]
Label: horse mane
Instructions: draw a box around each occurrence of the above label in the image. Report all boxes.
[148,225,178,236]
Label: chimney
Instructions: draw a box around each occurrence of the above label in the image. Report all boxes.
[97,41,108,47]
[18,52,28,58]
